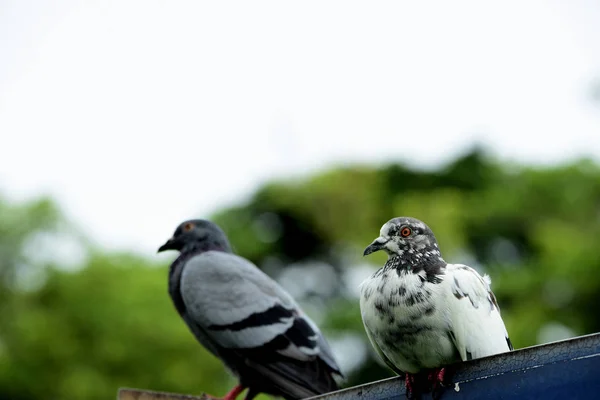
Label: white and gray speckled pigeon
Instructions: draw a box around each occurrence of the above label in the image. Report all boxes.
[158,219,342,400]
[360,217,512,398]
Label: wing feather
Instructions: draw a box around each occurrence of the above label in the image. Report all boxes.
[445,264,512,361]
[179,251,342,398]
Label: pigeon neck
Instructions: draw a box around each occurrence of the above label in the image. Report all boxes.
[168,253,192,315]
[182,241,232,255]
[385,247,446,273]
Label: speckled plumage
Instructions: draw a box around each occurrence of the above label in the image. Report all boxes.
[360,217,512,391]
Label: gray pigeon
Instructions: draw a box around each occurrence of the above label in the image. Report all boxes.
[360,217,512,398]
[158,219,342,400]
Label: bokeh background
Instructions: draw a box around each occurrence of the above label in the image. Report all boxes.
[1,1,600,399]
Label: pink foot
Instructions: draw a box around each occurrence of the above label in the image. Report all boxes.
[205,385,246,400]
[404,373,417,399]
[223,385,245,400]
[426,369,437,384]
[430,367,450,400]
[436,367,446,384]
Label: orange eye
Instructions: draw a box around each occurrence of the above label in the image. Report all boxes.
[400,227,411,237]
[183,222,195,232]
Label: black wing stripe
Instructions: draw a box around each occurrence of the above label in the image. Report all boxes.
[506,336,514,350]
[284,317,319,349]
[247,317,319,354]
[208,304,293,332]
[232,317,321,358]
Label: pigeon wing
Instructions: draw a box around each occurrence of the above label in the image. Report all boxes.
[445,264,513,362]
[180,251,341,397]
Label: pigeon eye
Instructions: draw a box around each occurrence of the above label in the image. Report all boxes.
[400,227,412,237]
[183,223,195,232]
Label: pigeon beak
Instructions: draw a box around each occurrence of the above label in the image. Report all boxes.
[158,237,177,253]
[363,237,388,256]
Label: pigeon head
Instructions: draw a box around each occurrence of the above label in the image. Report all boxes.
[158,219,232,254]
[363,217,440,258]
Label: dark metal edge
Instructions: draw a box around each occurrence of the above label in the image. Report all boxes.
[306,332,600,400]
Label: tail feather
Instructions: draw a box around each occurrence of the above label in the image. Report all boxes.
[247,356,340,400]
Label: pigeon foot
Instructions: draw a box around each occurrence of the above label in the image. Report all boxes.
[404,373,421,400]
[206,384,246,400]
[429,367,453,400]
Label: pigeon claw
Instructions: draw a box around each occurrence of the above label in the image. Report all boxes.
[429,367,453,400]
[404,373,420,400]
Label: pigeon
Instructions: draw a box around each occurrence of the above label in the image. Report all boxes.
[158,219,342,400]
[360,217,512,398]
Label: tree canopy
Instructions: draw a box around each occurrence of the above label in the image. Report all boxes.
[1,150,599,399]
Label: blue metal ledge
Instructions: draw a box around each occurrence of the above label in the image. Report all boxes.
[307,332,600,400]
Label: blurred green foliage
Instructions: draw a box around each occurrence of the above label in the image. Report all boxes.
[1,149,599,399]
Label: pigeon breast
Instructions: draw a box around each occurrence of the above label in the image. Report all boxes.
[360,264,460,374]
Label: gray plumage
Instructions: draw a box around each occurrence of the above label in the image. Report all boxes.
[158,219,342,400]
[360,217,512,378]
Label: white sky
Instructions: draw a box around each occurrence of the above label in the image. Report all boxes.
[1,0,600,255]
